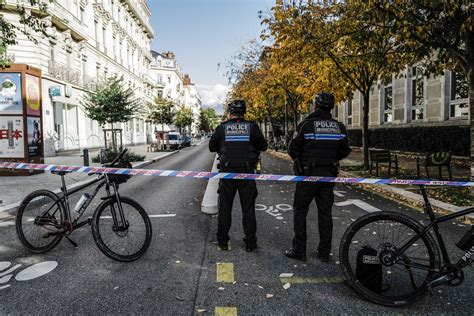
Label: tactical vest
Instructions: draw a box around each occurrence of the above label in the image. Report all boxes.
[301,119,345,166]
[220,121,254,170]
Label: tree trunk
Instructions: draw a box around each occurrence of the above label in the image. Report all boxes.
[362,91,370,170]
[110,122,116,151]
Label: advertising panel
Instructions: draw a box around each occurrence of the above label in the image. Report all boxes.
[27,117,42,156]
[0,73,23,114]
[26,74,41,116]
[0,116,24,158]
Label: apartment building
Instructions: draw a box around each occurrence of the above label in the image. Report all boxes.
[149,51,202,135]
[333,68,470,155]
[1,0,155,156]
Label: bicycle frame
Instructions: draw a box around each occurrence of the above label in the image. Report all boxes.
[396,185,474,271]
[39,173,125,232]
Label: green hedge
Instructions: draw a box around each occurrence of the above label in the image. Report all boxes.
[347,126,469,156]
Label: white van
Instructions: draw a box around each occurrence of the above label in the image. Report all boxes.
[167,132,182,149]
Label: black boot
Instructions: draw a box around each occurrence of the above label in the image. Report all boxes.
[284,248,307,261]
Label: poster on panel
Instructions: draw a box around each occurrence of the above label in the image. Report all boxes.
[26,74,41,116]
[0,73,23,114]
[27,117,42,156]
[0,116,24,158]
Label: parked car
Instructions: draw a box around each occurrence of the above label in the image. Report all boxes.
[183,135,192,147]
[168,132,183,149]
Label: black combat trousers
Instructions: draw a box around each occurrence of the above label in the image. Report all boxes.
[217,179,258,247]
[292,181,335,256]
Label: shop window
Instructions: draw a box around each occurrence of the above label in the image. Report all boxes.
[449,70,469,118]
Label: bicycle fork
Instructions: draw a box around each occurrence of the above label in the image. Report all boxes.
[106,182,129,232]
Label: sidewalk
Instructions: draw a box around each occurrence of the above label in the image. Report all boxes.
[0,144,178,211]
[341,147,470,181]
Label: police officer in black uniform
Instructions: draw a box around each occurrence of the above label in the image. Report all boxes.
[209,99,268,252]
[285,92,351,262]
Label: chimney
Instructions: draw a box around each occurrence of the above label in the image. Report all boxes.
[165,51,175,59]
[183,74,192,85]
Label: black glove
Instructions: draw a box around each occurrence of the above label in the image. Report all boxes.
[293,158,304,176]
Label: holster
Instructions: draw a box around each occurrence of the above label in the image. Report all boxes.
[293,158,304,176]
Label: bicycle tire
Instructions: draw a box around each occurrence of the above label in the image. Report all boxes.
[91,197,152,262]
[16,190,67,253]
[339,211,440,307]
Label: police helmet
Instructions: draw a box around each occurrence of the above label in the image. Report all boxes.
[312,92,335,110]
[228,99,247,115]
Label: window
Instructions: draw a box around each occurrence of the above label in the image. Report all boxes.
[383,85,393,123]
[102,26,106,51]
[449,70,469,118]
[411,66,424,121]
[80,7,85,23]
[167,75,171,84]
[347,98,353,126]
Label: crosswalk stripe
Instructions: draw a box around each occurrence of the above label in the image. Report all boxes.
[216,262,234,283]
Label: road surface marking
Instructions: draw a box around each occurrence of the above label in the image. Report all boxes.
[15,261,58,281]
[256,204,292,221]
[217,241,232,250]
[216,263,235,283]
[335,199,382,213]
[334,190,347,197]
[215,307,237,316]
[279,275,344,284]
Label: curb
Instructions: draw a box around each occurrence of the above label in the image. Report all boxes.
[0,150,179,217]
[201,155,219,215]
[267,150,473,221]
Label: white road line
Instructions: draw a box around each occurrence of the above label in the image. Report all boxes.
[335,199,382,213]
[334,190,347,197]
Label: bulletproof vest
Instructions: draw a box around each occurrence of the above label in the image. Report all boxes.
[301,118,345,166]
[220,121,254,170]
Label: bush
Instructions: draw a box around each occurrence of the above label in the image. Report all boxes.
[92,149,146,163]
[346,126,469,156]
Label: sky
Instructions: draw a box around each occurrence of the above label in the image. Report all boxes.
[148,0,275,113]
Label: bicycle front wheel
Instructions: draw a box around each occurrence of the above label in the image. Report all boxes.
[91,197,152,262]
[339,211,440,307]
[16,190,67,253]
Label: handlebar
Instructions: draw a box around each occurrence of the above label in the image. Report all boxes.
[107,148,128,167]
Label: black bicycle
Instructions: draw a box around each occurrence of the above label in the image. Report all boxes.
[15,149,152,262]
[339,185,473,307]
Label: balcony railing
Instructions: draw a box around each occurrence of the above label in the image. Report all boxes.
[48,61,82,86]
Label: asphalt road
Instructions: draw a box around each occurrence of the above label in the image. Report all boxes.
[0,141,472,314]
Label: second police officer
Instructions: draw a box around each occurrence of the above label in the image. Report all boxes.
[209,99,268,252]
[285,92,351,262]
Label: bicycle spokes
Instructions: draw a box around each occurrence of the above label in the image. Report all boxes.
[346,219,434,297]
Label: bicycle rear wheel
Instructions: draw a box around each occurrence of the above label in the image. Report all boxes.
[339,211,440,307]
[16,190,67,253]
[91,197,152,262]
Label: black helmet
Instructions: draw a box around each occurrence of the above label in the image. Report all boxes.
[312,92,335,109]
[228,99,246,115]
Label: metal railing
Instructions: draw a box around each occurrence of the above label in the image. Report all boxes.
[48,61,84,87]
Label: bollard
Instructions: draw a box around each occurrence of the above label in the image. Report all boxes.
[82,148,90,166]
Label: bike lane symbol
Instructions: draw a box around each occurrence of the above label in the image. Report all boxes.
[256,204,293,220]
[0,260,58,290]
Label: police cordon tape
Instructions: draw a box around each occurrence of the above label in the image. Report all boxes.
[0,161,473,187]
